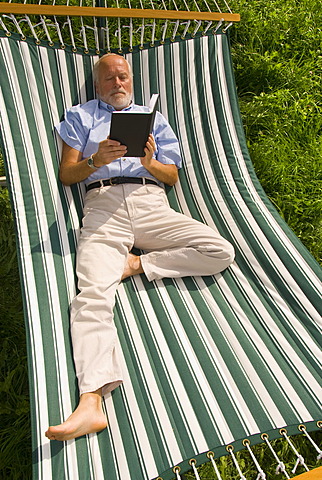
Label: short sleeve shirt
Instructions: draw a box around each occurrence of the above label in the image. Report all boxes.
[56,99,182,185]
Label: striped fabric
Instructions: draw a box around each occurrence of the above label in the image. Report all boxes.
[0,31,321,480]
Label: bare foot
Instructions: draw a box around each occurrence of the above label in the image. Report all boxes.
[45,390,107,441]
[122,253,144,280]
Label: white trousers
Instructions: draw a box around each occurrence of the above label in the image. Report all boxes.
[71,183,234,396]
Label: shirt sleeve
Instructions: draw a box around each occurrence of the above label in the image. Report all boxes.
[153,112,182,169]
[55,106,89,153]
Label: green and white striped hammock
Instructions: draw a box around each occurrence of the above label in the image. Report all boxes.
[0,26,321,480]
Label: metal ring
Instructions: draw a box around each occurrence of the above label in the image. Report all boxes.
[280,428,287,435]
[261,433,269,440]
[226,444,234,452]
[317,420,322,428]
[173,466,181,474]
[298,424,306,432]
[242,439,250,446]
[207,451,215,459]
[189,458,196,466]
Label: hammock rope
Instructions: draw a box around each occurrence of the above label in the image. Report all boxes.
[189,460,202,480]
[227,446,247,480]
[173,467,182,480]
[299,427,322,461]
[262,434,291,479]
[243,440,267,480]
[280,430,310,475]
[0,0,239,51]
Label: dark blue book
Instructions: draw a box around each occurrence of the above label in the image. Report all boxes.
[109,94,159,157]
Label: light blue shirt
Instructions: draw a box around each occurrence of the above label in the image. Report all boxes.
[56,99,182,185]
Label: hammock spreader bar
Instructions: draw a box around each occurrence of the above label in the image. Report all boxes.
[0,3,240,22]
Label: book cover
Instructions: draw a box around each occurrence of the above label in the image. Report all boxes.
[109,94,159,157]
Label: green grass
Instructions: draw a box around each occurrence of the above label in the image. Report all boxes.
[0,0,321,478]
[0,187,31,479]
[230,0,322,263]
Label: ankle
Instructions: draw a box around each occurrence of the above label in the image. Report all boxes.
[79,389,102,407]
[132,255,142,274]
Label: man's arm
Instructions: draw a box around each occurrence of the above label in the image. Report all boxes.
[59,139,127,186]
[140,135,178,186]
[59,135,178,187]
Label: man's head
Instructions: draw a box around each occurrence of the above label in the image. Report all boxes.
[94,53,133,110]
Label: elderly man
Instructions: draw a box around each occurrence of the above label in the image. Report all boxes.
[45,53,234,441]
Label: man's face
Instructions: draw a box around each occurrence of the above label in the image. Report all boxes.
[95,56,133,110]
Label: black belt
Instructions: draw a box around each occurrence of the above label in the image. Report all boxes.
[85,176,158,192]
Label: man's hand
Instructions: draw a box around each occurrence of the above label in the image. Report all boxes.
[140,134,178,187]
[92,138,127,168]
[140,134,157,169]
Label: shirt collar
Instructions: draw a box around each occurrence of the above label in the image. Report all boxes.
[99,99,134,112]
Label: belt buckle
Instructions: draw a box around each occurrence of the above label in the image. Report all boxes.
[109,177,117,186]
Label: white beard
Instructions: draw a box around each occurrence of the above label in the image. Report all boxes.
[100,90,132,110]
